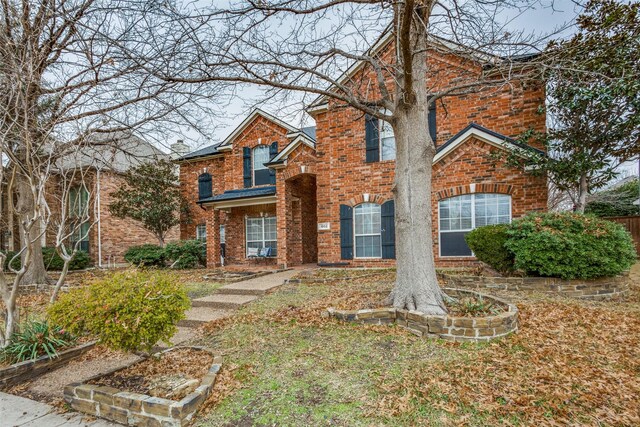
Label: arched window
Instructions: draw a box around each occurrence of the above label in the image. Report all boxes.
[253,145,271,186]
[354,203,382,258]
[439,193,511,257]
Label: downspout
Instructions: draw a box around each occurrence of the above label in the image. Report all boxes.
[96,168,103,268]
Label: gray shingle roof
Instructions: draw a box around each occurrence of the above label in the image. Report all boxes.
[198,186,276,203]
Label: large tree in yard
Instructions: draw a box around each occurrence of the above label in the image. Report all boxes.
[512,0,640,213]
[109,159,188,247]
[0,0,213,346]
[148,0,560,314]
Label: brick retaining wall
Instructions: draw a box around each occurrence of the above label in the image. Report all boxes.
[0,341,96,389]
[64,346,221,427]
[327,288,518,343]
[438,272,630,300]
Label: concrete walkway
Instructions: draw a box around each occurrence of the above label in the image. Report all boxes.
[167,269,299,347]
[1,392,118,426]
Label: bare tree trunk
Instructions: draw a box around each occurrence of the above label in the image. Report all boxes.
[50,261,70,304]
[15,175,48,285]
[391,105,447,315]
[575,173,588,213]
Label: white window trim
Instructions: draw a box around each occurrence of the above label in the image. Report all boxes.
[252,145,270,186]
[438,193,512,258]
[379,119,396,162]
[353,203,382,259]
[245,216,277,258]
[196,224,207,241]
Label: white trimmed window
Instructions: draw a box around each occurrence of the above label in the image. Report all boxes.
[379,119,396,161]
[253,145,271,186]
[439,193,511,257]
[354,203,382,258]
[246,216,277,256]
[196,224,207,242]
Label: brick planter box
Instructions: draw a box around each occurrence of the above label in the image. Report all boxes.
[438,272,630,300]
[327,288,518,343]
[287,270,387,284]
[64,346,222,427]
[0,341,96,390]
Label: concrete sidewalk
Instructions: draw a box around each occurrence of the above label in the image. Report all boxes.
[1,392,119,426]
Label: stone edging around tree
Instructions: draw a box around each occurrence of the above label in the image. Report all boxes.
[327,288,518,343]
[437,272,630,300]
[63,346,222,427]
[0,341,97,390]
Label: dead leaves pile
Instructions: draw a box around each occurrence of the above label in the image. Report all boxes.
[372,299,640,425]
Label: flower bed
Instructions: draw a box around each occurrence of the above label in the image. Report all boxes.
[438,272,630,300]
[64,346,222,426]
[289,268,394,284]
[327,288,518,342]
[0,341,96,389]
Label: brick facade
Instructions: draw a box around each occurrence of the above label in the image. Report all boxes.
[178,46,548,269]
[6,169,178,267]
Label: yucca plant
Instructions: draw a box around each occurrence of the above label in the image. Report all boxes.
[0,320,75,364]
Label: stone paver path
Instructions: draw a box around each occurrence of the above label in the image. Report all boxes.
[166,269,299,347]
[1,392,118,427]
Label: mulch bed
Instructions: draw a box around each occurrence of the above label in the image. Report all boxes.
[88,348,213,401]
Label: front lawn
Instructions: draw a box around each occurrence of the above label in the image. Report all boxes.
[194,267,640,426]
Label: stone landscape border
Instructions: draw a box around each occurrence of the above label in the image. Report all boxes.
[0,341,96,389]
[288,269,392,284]
[438,272,630,300]
[203,268,288,283]
[327,288,518,342]
[64,346,222,427]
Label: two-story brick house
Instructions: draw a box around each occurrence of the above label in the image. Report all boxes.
[177,37,548,269]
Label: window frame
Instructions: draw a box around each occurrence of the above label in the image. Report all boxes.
[353,203,382,259]
[245,216,277,257]
[252,145,271,186]
[378,119,396,161]
[69,185,90,252]
[196,224,207,242]
[438,193,512,258]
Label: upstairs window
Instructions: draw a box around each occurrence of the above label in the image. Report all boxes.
[379,120,396,161]
[253,145,271,186]
[439,193,511,257]
[198,173,212,200]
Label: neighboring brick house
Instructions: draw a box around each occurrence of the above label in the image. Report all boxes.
[1,132,179,267]
[177,38,548,269]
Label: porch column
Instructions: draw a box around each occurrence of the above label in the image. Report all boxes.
[276,173,289,268]
[207,208,221,268]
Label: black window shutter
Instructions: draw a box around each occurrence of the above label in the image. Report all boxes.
[381,200,396,259]
[243,147,252,188]
[269,141,278,184]
[198,173,212,200]
[339,204,354,260]
[365,114,379,163]
[428,100,437,144]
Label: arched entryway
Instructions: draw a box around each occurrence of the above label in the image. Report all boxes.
[279,173,318,266]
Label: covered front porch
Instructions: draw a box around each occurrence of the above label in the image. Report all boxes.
[201,173,318,268]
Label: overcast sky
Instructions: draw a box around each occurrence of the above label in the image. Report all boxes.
[164,0,585,153]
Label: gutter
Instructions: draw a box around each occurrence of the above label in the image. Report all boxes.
[96,168,102,268]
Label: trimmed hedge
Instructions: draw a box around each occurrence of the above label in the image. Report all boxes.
[465,224,514,274]
[505,212,636,280]
[165,240,206,269]
[2,248,90,271]
[123,244,166,267]
[48,270,190,352]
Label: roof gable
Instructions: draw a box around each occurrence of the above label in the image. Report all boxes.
[434,123,543,164]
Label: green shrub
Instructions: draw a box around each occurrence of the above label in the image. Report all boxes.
[165,240,206,269]
[2,248,90,271]
[42,247,91,271]
[1,250,21,271]
[0,320,75,363]
[48,270,190,352]
[124,244,166,267]
[465,224,515,273]
[505,212,637,280]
